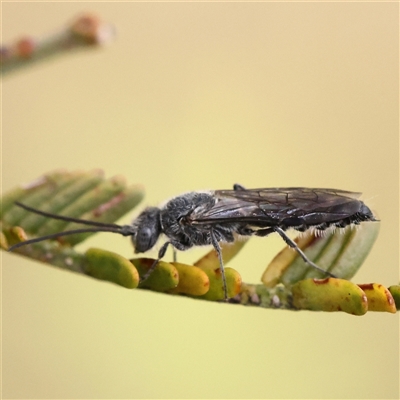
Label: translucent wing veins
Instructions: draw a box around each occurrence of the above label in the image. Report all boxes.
[190,188,370,228]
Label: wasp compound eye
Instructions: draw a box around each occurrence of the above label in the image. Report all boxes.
[135,227,154,253]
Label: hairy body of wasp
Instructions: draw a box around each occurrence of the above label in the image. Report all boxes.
[136,192,242,253]
[9,186,376,300]
[132,187,375,252]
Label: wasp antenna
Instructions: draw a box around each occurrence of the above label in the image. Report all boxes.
[14,202,122,229]
[7,226,128,252]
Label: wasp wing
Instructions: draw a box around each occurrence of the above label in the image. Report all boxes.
[190,188,368,228]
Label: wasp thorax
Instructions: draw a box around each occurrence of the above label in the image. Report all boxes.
[131,207,162,253]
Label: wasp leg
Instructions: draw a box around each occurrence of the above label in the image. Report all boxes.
[273,227,336,278]
[209,228,228,301]
[140,241,172,282]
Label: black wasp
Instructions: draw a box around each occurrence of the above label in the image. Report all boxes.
[9,184,376,299]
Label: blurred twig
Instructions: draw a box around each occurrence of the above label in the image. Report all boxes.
[1,14,115,75]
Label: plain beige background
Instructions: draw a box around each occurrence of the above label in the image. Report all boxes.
[2,2,399,399]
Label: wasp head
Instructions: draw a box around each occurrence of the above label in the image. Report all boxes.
[131,207,162,253]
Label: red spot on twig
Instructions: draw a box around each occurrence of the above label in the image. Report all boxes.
[16,37,36,58]
[358,283,374,291]
[139,258,154,269]
[70,14,105,45]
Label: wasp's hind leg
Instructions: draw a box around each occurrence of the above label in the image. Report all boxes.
[273,227,336,278]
